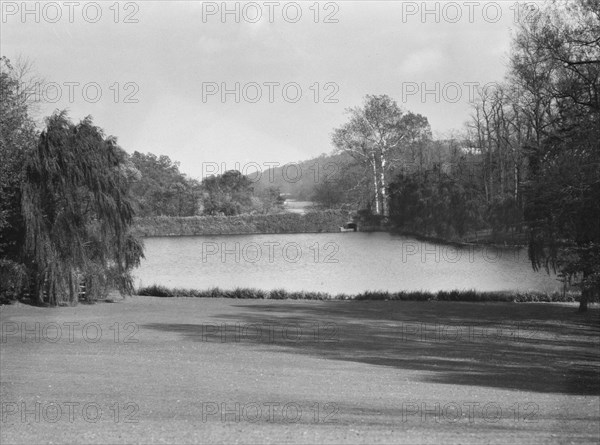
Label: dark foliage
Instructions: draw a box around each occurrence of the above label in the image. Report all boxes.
[21,112,144,305]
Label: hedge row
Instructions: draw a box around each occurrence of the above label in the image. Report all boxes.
[132,210,350,237]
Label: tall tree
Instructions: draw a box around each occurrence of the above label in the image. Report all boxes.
[513,0,600,311]
[129,151,201,217]
[21,112,144,305]
[0,57,37,299]
[201,170,254,216]
[467,83,529,233]
[332,95,431,218]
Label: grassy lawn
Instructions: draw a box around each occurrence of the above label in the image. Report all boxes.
[1,297,599,444]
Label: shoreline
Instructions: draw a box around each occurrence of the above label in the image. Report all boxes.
[135,285,584,304]
[132,211,528,249]
[133,221,527,249]
[135,230,343,238]
[390,229,528,248]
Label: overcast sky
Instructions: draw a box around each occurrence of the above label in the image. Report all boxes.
[2,1,536,179]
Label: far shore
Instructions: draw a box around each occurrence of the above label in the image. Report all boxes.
[130,210,350,238]
[132,213,527,248]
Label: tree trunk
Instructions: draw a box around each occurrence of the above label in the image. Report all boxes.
[68,271,78,305]
[578,273,591,313]
[578,290,588,312]
[380,154,389,218]
[579,271,591,312]
[514,163,519,201]
[370,154,380,215]
[49,273,56,306]
[35,271,44,305]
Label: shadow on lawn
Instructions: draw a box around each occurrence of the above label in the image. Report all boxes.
[144,301,600,396]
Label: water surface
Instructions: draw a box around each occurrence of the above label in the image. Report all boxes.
[134,233,560,294]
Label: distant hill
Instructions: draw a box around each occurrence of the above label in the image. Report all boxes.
[252,151,362,201]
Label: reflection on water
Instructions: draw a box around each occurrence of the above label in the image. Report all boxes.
[134,232,560,294]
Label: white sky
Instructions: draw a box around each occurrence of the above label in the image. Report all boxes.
[1,1,536,179]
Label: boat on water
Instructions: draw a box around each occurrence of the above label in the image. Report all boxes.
[340,222,358,232]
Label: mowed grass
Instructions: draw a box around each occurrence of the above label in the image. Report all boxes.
[1,296,599,444]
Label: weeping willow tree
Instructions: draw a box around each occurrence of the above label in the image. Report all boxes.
[22,111,144,305]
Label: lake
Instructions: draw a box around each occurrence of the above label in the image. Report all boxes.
[134,233,561,294]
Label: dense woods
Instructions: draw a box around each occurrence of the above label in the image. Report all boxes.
[295,1,600,309]
[129,151,201,217]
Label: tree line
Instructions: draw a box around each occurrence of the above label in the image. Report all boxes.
[312,0,599,310]
[0,0,597,309]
